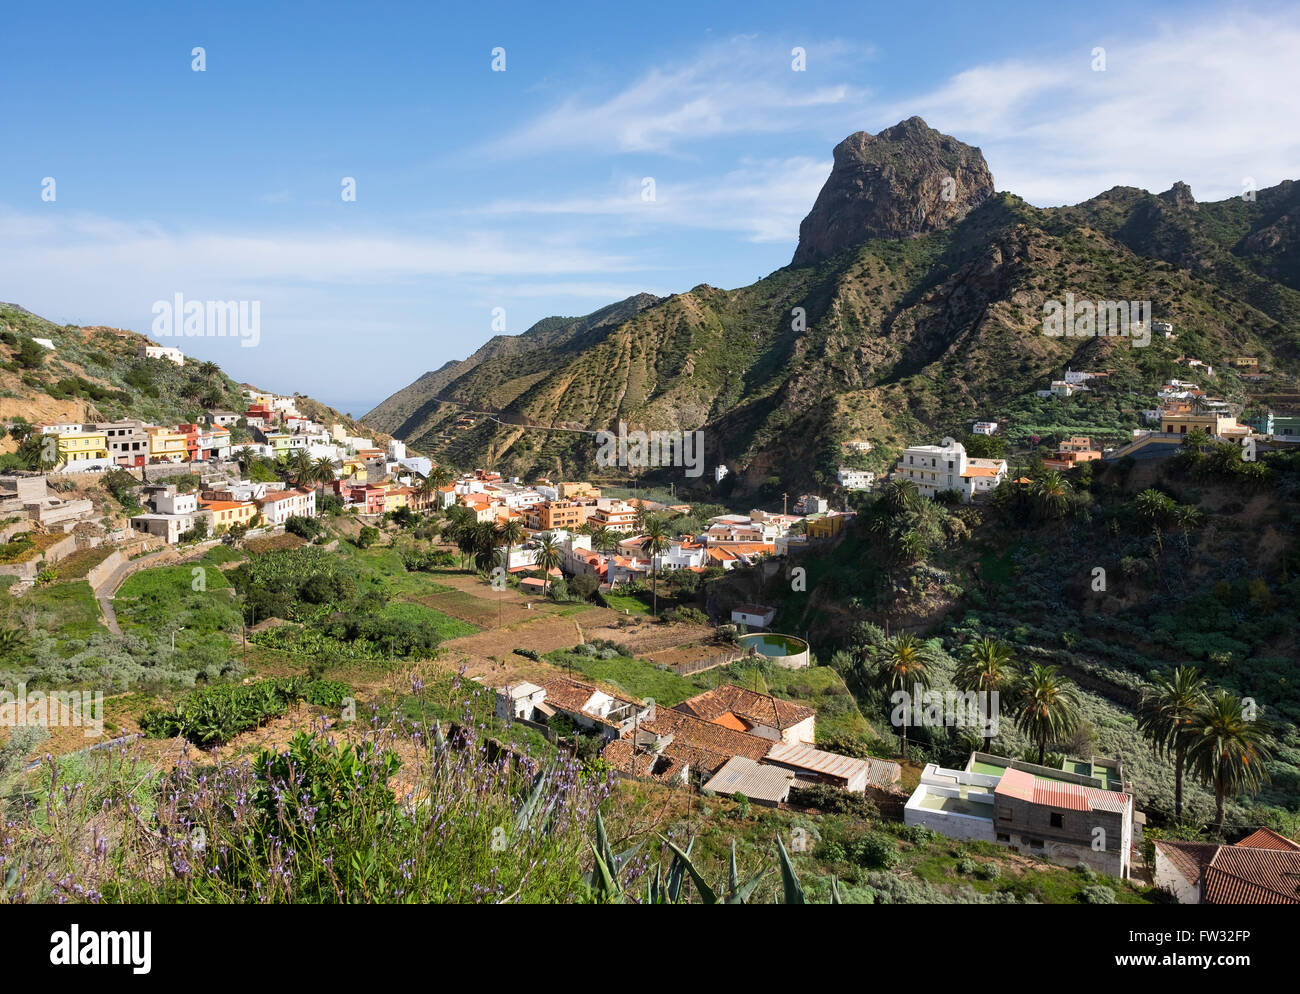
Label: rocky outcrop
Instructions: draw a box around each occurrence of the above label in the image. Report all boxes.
[791,116,995,266]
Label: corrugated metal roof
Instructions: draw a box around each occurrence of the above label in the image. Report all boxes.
[765,741,871,782]
[703,756,795,803]
[994,767,1035,801]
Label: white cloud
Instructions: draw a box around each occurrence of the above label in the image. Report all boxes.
[889,10,1300,205]
[478,156,831,243]
[0,208,634,289]
[488,36,870,156]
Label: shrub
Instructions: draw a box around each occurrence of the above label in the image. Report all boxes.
[787,783,878,819]
[285,515,324,540]
[1080,884,1116,904]
[852,833,900,870]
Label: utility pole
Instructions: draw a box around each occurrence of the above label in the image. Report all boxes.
[782,492,788,516]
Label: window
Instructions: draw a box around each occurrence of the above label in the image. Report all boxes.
[1050,812,1063,828]
[1030,839,1045,849]
[997,833,1011,843]
[999,810,1012,822]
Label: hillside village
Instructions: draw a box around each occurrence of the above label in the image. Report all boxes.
[4,305,1299,908]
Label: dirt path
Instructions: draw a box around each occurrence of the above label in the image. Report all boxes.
[91,539,223,634]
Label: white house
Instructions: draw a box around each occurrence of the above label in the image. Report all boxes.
[731,604,776,629]
[256,487,317,525]
[713,465,729,483]
[972,421,998,435]
[836,467,874,490]
[654,541,707,571]
[130,512,197,544]
[139,344,185,365]
[494,682,548,721]
[894,439,1007,502]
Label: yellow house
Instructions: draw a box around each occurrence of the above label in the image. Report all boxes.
[806,513,850,540]
[55,431,109,464]
[199,499,258,531]
[1160,413,1242,437]
[149,428,189,463]
[383,487,409,513]
[558,481,601,499]
[340,457,367,478]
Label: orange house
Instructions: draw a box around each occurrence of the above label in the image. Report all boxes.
[200,499,258,531]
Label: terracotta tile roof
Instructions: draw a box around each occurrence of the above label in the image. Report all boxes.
[600,739,686,783]
[961,466,999,478]
[198,499,253,512]
[1155,840,1221,886]
[536,677,598,715]
[712,711,749,732]
[1236,828,1300,851]
[675,684,815,732]
[1203,846,1300,904]
[644,707,771,775]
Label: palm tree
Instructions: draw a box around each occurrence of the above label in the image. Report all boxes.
[639,516,670,614]
[196,360,221,380]
[591,526,617,558]
[234,446,256,473]
[1134,488,1176,529]
[1187,690,1272,835]
[1171,503,1204,555]
[1182,428,1211,455]
[1008,664,1081,766]
[0,626,30,656]
[1029,471,1072,520]
[427,465,453,491]
[415,472,438,511]
[497,518,524,575]
[534,532,563,595]
[313,456,337,501]
[955,638,1017,752]
[1137,666,1209,825]
[444,506,476,569]
[291,449,315,488]
[879,478,921,517]
[876,632,935,760]
[18,435,58,471]
[472,520,498,572]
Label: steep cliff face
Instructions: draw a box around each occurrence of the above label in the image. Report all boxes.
[790,116,995,267]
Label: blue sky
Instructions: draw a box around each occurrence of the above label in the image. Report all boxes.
[2,0,1298,417]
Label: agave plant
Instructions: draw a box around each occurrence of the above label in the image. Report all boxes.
[587,812,833,904]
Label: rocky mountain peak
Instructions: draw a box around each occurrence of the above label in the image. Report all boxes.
[791,116,995,267]
[1159,181,1198,210]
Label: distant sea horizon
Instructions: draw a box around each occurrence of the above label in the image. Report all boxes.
[317,396,382,422]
